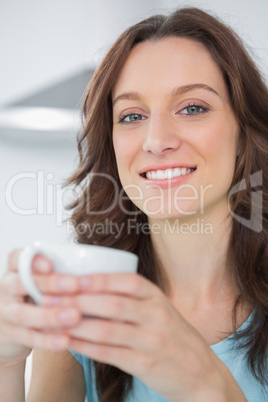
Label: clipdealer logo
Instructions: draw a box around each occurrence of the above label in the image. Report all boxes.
[5,171,74,226]
[228,170,263,233]
[5,170,264,233]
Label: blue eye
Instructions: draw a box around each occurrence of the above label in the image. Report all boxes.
[119,113,146,123]
[180,104,207,116]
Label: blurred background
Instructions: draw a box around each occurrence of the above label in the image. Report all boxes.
[1,0,268,394]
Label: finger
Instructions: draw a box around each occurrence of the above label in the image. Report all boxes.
[5,273,28,297]
[68,318,161,351]
[8,249,54,275]
[69,337,142,376]
[44,294,147,324]
[1,321,70,351]
[7,249,21,273]
[83,273,160,299]
[33,273,89,294]
[3,302,81,329]
[8,251,53,275]
[3,271,85,301]
[4,271,84,298]
[31,254,53,274]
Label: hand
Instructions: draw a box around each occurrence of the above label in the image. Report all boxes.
[49,273,223,401]
[0,250,84,367]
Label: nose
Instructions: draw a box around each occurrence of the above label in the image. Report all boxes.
[142,113,181,156]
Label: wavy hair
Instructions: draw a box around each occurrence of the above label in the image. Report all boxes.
[67,7,268,401]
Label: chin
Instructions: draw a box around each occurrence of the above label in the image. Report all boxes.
[139,201,201,220]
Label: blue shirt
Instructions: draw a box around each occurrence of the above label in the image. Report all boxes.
[70,314,268,401]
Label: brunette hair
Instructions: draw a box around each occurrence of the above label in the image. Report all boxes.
[67,7,268,401]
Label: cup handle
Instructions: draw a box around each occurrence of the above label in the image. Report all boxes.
[18,244,47,304]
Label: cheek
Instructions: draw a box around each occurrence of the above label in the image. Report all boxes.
[113,134,136,183]
[200,117,238,158]
[199,120,239,188]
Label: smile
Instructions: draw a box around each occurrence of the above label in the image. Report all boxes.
[141,167,196,180]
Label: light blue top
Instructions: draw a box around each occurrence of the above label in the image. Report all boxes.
[70,313,268,401]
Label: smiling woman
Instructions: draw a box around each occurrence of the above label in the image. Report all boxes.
[0,6,267,402]
[62,7,267,401]
[112,37,239,219]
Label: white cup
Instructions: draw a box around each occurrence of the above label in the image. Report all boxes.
[18,241,138,304]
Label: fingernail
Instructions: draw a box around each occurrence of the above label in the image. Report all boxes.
[58,277,76,291]
[52,335,69,350]
[33,256,51,273]
[79,276,91,290]
[59,309,79,324]
[42,296,61,306]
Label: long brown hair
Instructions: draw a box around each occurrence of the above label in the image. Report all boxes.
[67,7,268,401]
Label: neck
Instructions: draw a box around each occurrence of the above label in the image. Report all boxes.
[149,204,237,309]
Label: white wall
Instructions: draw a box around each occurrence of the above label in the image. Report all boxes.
[0,139,78,274]
[0,0,90,106]
[1,0,267,106]
[0,0,158,106]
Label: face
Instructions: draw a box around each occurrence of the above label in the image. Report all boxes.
[112,37,239,221]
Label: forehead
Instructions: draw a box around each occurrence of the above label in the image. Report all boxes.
[112,37,229,101]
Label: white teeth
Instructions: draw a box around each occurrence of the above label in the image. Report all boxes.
[145,167,195,180]
[157,170,165,179]
[174,168,181,177]
[165,169,173,179]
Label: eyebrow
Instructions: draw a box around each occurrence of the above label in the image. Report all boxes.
[112,83,220,107]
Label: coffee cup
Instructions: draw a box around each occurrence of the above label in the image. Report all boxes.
[18,241,138,304]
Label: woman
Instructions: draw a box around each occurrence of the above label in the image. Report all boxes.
[0,7,267,402]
